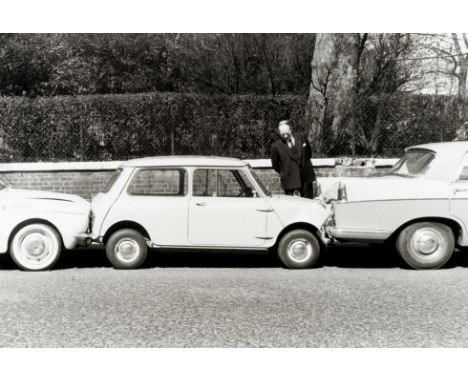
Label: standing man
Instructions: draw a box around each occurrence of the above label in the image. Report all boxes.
[271,120,316,198]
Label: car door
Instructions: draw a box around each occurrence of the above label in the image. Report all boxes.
[449,151,468,232]
[188,168,270,247]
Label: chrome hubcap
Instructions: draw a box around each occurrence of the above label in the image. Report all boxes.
[416,234,438,254]
[411,228,443,256]
[287,239,313,263]
[25,236,47,256]
[115,239,140,263]
[20,232,52,262]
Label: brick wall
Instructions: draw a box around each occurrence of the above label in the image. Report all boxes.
[1,171,114,200]
[0,160,394,200]
[254,165,391,195]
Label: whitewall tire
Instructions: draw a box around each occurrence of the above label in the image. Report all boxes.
[10,223,62,271]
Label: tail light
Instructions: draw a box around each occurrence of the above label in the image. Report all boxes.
[337,182,347,201]
[87,210,94,233]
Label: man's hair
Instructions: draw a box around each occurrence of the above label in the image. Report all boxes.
[278,120,292,131]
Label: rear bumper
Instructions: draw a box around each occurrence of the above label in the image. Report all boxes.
[74,233,93,247]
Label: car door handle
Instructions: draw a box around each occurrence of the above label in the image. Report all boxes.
[195,202,207,206]
[453,188,468,193]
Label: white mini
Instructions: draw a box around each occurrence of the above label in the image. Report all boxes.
[90,156,331,269]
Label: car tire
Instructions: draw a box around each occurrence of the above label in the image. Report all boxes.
[277,229,321,269]
[106,229,148,269]
[396,222,455,269]
[10,223,62,271]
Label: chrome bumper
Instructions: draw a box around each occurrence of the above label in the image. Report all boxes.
[326,226,391,242]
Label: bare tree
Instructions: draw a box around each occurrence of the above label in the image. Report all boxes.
[412,34,468,97]
[172,34,315,96]
[451,33,468,96]
[307,34,359,156]
[308,33,416,156]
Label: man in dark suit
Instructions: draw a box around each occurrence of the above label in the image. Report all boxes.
[271,120,316,198]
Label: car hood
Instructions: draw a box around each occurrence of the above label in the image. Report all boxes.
[319,176,448,202]
[0,187,90,205]
[268,193,331,226]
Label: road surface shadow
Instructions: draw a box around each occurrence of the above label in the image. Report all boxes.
[1,244,468,271]
[323,243,401,269]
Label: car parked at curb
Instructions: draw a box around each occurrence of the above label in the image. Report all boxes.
[89,156,331,269]
[320,141,468,269]
[0,180,90,270]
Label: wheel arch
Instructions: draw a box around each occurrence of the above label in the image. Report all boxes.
[387,217,463,244]
[273,222,325,252]
[103,221,151,244]
[8,218,64,248]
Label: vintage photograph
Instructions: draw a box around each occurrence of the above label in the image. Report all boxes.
[1,31,468,344]
[1,0,468,376]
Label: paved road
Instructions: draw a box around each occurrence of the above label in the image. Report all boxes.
[1,245,468,347]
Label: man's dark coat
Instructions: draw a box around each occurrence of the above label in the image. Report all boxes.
[270,133,316,192]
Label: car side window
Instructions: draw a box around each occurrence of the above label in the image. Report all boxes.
[192,169,256,197]
[193,169,217,196]
[456,153,468,181]
[127,168,188,196]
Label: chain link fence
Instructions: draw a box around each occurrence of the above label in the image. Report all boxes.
[0,93,467,162]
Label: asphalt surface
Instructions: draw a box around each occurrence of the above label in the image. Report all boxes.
[2,244,468,347]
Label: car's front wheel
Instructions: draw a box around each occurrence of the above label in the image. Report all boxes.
[277,229,321,269]
[106,229,148,269]
[10,223,62,271]
[396,222,455,269]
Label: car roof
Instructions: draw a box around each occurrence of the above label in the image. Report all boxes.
[408,141,468,156]
[121,155,248,168]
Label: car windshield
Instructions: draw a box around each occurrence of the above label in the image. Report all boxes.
[389,150,435,178]
[248,166,272,197]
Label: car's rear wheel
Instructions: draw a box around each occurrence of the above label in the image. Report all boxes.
[277,229,321,269]
[396,222,455,269]
[10,223,62,271]
[106,229,148,269]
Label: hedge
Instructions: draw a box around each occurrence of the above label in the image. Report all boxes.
[0,93,307,161]
[0,92,467,161]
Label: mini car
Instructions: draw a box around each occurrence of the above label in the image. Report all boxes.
[89,156,331,269]
[322,141,468,269]
[0,180,90,270]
